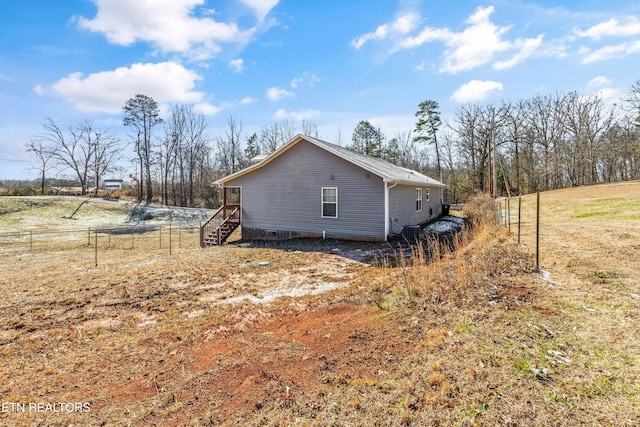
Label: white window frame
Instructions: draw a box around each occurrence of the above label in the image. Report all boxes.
[425,187,430,201]
[416,188,422,212]
[321,187,338,218]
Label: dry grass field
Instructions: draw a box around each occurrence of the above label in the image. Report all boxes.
[0,183,638,426]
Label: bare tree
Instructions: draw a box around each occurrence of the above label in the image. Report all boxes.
[215,116,244,174]
[440,130,461,202]
[615,115,640,181]
[279,120,297,142]
[439,88,637,199]
[526,93,568,190]
[479,104,506,196]
[302,120,319,138]
[36,118,92,195]
[622,79,640,124]
[92,131,121,195]
[334,127,344,146]
[385,131,418,168]
[24,139,57,194]
[160,113,181,205]
[502,100,530,194]
[161,104,213,206]
[560,92,614,186]
[34,118,120,196]
[258,120,297,154]
[452,104,484,193]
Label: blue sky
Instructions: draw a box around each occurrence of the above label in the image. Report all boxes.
[2,0,640,180]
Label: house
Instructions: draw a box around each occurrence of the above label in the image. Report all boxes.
[103,179,123,191]
[200,135,445,245]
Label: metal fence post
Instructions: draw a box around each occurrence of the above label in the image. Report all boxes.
[536,191,540,272]
[507,198,511,232]
[517,195,522,245]
[94,229,98,267]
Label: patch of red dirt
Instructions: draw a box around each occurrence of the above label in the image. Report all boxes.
[110,378,157,402]
[106,302,411,424]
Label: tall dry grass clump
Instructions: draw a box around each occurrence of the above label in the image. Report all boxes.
[462,192,499,227]
[397,194,532,310]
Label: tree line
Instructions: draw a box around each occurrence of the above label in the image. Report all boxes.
[23,82,640,207]
[338,86,640,202]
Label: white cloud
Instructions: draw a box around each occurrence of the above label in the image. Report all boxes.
[266,86,293,101]
[240,96,256,104]
[33,85,46,95]
[392,13,420,34]
[367,115,415,137]
[595,87,619,101]
[238,0,279,21]
[274,108,319,121]
[438,6,512,73]
[194,102,223,116]
[581,40,640,63]
[583,77,617,102]
[575,16,640,40]
[229,58,244,72]
[351,12,420,49]
[450,80,503,103]
[587,76,612,88]
[413,61,426,71]
[290,72,319,88]
[493,35,544,70]
[35,61,217,114]
[75,0,255,60]
[352,25,390,50]
[397,6,544,74]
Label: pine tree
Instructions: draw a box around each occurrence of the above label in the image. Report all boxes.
[414,100,442,179]
[351,120,385,157]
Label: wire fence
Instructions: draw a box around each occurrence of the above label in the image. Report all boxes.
[1,198,540,267]
[0,222,203,265]
[496,193,541,271]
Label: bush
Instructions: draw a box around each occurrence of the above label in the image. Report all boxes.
[10,185,36,196]
[462,192,498,226]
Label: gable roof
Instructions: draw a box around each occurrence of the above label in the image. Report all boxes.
[215,134,445,187]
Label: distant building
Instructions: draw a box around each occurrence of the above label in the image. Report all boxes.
[249,154,269,164]
[103,179,123,191]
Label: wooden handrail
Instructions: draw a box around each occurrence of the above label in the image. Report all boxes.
[201,205,223,229]
[200,204,241,247]
[216,207,240,245]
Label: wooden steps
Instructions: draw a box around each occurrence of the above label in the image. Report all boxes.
[200,204,240,247]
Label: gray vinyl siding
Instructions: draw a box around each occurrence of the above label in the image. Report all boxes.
[388,185,443,235]
[425,187,443,220]
[225,140,386,240]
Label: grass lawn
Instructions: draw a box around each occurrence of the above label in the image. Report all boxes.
[0,182,638,426]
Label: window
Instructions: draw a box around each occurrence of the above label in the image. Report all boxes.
[425,188,430,201]
[416,188,422,212]
[322,187,338,218]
